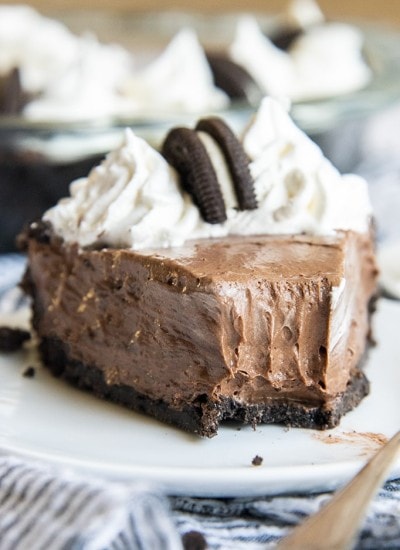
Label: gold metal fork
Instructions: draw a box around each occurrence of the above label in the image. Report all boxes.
[276,430,400,550]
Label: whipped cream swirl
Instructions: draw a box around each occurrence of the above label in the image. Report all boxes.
[120,29,228,114]
[0,5,132,121]
[0,7,227,122]
[229,12,371,101]
[45,97,372,249]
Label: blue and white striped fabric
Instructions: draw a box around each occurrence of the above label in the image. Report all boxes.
[0,456,182,550]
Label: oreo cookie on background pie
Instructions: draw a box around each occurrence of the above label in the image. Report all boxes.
[0,68,30,115]
[206,52,263,105]
[162,116,257,224]
[269,26,304,51]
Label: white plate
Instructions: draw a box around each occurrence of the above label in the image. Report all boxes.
[0,299,399,497]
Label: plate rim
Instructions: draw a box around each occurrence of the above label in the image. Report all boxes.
[0,298,399,497]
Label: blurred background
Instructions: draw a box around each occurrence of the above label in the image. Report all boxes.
[1,0,400,23]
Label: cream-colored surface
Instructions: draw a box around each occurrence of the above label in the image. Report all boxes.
[1,0,400,24]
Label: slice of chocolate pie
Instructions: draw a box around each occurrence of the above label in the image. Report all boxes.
[21,98,379,437]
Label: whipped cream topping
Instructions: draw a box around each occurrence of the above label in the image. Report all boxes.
[44,129,219,249]
[229,14,371,101]
[0,5,78,93]
[120,29,228,114]
[0,5,132,121]
[0,7,227,121]
[24,35,133,122]
[45,97,372,250]
[283,0,324,29]
[0,3,371,121]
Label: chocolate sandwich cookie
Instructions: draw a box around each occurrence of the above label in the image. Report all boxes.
[162,117,257,224]
[162,127,227,224]
[196,117,257,211]
[0,68,29,115]
[206,53,263,105]
[269,27,304,51]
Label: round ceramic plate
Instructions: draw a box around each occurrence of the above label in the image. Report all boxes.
[0,298,399,497]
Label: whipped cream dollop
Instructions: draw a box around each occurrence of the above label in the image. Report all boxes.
[229,10,371,101]
[45,97,372,250]
[0,7,227,121]
[120,29,228,114]
[283,0,324,29]
[0,5,132,121]
[0,5,78,93]
[44,129,221,249]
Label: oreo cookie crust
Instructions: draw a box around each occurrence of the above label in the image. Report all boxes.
[39,335,370,438]
[196,117,257,211]
[162,127,227,224]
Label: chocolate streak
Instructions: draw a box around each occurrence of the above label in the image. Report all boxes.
[23,224,378,436]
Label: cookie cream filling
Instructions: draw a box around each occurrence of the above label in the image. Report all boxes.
[44,97,372,250]
[0,5,79,94]
[197,131,239,210]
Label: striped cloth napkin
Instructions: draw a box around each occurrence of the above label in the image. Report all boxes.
[0,450,399,550]
[0,456,181,550]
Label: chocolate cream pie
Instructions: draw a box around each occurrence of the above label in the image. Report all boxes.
[20,97,379,437]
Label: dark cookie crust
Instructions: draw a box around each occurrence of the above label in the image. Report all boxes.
[39,335,370,438]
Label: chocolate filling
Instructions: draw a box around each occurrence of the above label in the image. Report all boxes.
[21,221,379,437]
[39,335,370,437]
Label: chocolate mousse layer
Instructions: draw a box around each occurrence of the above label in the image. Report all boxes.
[22,222,378,437]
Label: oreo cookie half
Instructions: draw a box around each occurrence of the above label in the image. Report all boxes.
[196,117,257,211]
[206,53,263,105]
[162,127,227,224]
[270,26,304,51]
[0,68,29,115]
[162,118,257,224]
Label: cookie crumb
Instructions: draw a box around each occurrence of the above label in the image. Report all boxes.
[252,455,263,466]
[0,326,31,352]
[23,366,35,378]
[182,530,207,550]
